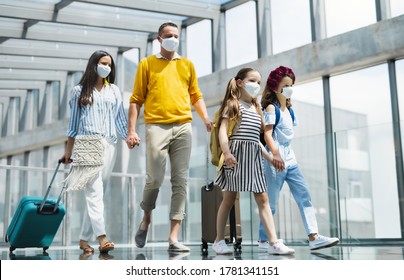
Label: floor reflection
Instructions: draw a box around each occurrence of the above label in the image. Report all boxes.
[1,243,404,260]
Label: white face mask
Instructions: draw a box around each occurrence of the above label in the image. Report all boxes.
[244,82,261,98]
[97,64,111,78]
[281,86,293,98]
[161,37,179,52]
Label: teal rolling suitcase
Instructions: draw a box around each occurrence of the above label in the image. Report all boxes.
[5,160,66,253]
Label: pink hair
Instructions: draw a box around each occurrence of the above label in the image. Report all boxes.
[266,66,296,93]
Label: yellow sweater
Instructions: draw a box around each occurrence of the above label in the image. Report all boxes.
[130,55,203,124]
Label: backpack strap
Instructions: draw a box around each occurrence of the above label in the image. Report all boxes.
[289,107,295,124]
[272,103,295,128]
[260,103,293,146]
[269,103,281,130]
[260,103,279,145]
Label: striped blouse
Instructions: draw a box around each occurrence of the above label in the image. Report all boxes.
[67,84,128,143]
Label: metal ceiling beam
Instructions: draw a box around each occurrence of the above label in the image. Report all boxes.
[54,0,74,12]
[0,69,68,81]
[22,20,39,38]
[221,0,251,11]
[0,80,46,91]
[0,22,148,48]
[74,0,220,19]
[0,55,94,72]
[0,39,119,60]
[0,2,183,33]
[0,90,27,98]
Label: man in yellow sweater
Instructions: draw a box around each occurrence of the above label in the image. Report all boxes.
[127,22,211,252]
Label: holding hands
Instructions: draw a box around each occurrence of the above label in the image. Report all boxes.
[126,132,141,149]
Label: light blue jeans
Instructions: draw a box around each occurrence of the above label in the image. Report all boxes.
[258,161,318,241]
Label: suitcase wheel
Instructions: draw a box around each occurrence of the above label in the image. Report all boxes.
[233,240,242,252]
[233,243,242,252]
[200,241,208,255]
[43,247,49,253]
[9,246,15,253]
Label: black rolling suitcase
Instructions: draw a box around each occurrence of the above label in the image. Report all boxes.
[200,182,242,254]
[5,159,66,253]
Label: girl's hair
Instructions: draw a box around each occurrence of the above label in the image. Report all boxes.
[218,67,264,130]
[78,50,115,107]
[261,66,295,110]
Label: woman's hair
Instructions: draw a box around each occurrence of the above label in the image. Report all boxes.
[78,50,115,107]
[261,66,295,110]
[218,67,264,130]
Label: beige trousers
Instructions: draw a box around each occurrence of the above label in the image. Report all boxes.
[141,123,192,220]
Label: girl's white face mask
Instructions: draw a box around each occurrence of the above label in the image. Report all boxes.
[281,86,293,98]
[161,37,179,52]
[97,64,111,78]
[244,82,261,98]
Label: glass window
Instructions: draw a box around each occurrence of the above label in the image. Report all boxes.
[0,102,3,135]
[123,48,139,100]
[11,97,20,136]
[325,0,376,37]
[152,39,160,54]
[47,144,67,192]
[391,0,404,17]
[271,0,311,54]
[27,149,44,197]
[186,19,212,77]
[0,158,6,239]
[9,155,25,218]
[51,81,60,121]
[330,64,401,239]
[225,1,258,68]
[396,59,404,168]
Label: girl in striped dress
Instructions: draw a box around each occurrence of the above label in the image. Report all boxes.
[212,68,295,255]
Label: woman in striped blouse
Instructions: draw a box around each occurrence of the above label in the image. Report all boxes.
[61,50,128,256]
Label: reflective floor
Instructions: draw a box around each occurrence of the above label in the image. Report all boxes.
[1,242,404,260]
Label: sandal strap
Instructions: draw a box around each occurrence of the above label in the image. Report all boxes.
[79,240,94,251]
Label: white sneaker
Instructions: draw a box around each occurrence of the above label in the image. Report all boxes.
[213,240,233,255]
[309,235,339,250]
[258,241,269,251]
[267,239,295,255]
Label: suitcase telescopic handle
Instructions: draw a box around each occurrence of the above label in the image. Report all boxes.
[39,158,68,213]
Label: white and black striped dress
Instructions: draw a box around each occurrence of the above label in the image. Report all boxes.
[214,103,267,193]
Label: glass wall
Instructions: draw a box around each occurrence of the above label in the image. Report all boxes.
[330,64,401,239]
[225,1,258,68]
[325,0,376,37]
[396,59,404,176]
[122,48,139,97]
[0,158,6,237]
[270,0,311,54]
[187,19,213,77]
[391,0,404,17]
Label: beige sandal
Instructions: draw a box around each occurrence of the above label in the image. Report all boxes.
[99,241,115,253]
[79,240,94,254]
[97,235,115,253]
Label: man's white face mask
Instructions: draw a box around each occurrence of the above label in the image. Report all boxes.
[160,37,179,52]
